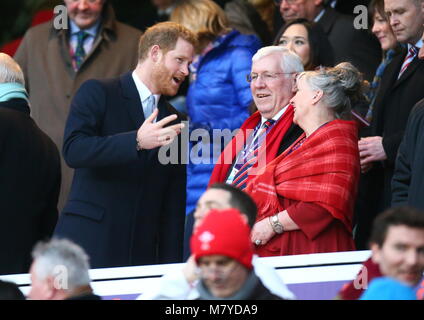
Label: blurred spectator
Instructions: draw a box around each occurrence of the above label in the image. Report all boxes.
[184,182,260,257]
[360,277,417,300]
[274,0,381,81]
[225,0,274,45]
[28,238,100,300]
[355,0,424,250]
[14,0,142,211]
[274,18,334,70]
[392,98,424,210]
[138,184,295,300]
[246,63,361,257]
[0,280,25,300]
[338,206,424,299]
[170,0,261,222]
[151,0,177,22]
[0,53,60,275]
[191,209,283,299]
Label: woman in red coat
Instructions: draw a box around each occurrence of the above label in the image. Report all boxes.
[247,62,362,256]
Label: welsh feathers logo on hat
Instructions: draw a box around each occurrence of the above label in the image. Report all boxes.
[191,208,253,270]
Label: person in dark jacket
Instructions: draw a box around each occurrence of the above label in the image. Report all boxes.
[0,53,61,275]
[54,22,196,268]
[14,1,142,211]
[392,99,424,210]
[170,0,261,217]
[355,0,424,249]
[191,209,283,300]
[274,0,381,81]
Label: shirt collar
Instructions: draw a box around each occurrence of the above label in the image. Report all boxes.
[131,71,160,106]
[69,19,100,38]
[260,104,289,125]
[411,39,423,50]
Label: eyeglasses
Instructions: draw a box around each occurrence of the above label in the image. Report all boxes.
[246,72,294,83]
[274,0,300,5]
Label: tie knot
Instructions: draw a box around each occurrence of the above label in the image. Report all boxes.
[263,119,275,129]
[146,94,155,105]
[76,30,89,43]
[144,95,155,118]
[409,46,418,57]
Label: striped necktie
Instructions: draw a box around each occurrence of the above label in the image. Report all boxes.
[398,46,418,79]
[231,119,275,190]
[74,30,89,70]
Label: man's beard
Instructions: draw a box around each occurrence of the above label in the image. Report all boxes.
[153,64,180,97]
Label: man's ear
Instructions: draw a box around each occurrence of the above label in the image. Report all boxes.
[44,276,59,300]
[370,242,382,264]
[150,45,162,63]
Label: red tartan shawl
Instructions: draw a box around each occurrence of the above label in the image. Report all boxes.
[209,105,294,185]
[245,120,360,231]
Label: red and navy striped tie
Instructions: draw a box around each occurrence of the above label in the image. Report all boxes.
[398,46,418,79]
[231,119,275,190]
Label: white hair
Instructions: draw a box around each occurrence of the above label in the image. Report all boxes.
[0,53,25,85]
[252,46,304,77]
[298,62,363,119]
[31,239,91,291]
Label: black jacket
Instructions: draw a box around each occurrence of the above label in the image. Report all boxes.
[392,99,424,210]
[0,99,60,275]
[354,49,424,249]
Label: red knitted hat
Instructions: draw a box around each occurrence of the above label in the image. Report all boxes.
[190,208,253,270]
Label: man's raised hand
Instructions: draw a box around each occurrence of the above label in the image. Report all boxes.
[137,108,184,150]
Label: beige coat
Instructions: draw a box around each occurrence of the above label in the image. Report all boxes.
[15,6,142,210]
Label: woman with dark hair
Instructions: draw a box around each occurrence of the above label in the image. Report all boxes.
[274,18,334,70]
[363,0,399,122]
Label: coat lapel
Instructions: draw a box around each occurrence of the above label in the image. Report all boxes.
[393,57,422,89]
[120,72,145,129]
[317,8,338,35]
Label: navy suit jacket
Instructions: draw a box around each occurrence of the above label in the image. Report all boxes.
[54,72,187,268]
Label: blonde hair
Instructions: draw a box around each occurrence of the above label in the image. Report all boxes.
[170,0,230,49]
[138,21,197,62]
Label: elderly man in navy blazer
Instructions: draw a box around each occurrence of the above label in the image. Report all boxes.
[54,22,197,268]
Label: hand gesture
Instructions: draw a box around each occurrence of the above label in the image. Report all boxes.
[137,108,184,150]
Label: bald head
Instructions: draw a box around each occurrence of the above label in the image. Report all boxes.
[0,53,25,85]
